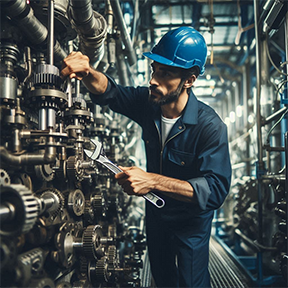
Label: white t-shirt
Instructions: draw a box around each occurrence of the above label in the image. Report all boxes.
[161,115,181,147]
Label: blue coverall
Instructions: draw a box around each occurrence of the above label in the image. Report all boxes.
[92,76,232,288]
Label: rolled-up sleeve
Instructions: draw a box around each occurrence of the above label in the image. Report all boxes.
[188,120,231,211]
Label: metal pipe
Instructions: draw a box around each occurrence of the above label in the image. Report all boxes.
[69,0,107,65]
[47,0,55,65]
[0,146,56,165]
[285,132,288,256]
[2,0,67,62]
[253,0,264,169]
[263,107,288,125]
[253,0,265,283]
[110,0,137,66]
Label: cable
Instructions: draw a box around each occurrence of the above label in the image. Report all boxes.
[265,36,288,76]
[266,109,288,143]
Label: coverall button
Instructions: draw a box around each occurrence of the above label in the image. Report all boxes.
[181,161,185,166]
[179,126,183,130]
[146,140,149,144]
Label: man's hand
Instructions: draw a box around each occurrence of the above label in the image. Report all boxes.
[115,166,156,196]
[61,51,90,80]
[61,51,108,95]
[116,166,195,202]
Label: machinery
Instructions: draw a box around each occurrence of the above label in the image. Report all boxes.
[0,0,287,287]
[0,0,149,287]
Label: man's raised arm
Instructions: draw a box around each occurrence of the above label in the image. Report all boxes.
[61,51,108,95]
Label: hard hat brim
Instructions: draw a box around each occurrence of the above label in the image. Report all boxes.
[143,51,205,75]
[143,51,183,68]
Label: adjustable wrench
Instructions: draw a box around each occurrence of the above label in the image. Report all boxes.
[84,139,165,209]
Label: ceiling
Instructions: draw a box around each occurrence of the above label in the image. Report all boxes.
[120,0,257,103]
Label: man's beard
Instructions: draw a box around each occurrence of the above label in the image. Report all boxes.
[149,80,185,106]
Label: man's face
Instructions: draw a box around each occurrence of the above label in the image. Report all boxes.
[148,62,185,106]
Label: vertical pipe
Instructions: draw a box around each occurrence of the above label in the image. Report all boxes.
[253,0,264,169]
[253,0,264,283]
[39,108,47,130]
[285,132,288,258]
[243,64,249,130]
[110,0,137,66]
[281,14,288,235]
[47,0,55,65]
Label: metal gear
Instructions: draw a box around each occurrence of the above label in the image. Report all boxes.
[84,198,94,223]
[35,164,55,182]
[67,189,85,217]
[67,156,84,182]
[0,184,38,236]
[107,245,118,270]
[54,221,79,268]
[39,188,64,218]
[95,257,110,283]
[91,190,106,218]
[82,225,104,260]
[88,257,110,286]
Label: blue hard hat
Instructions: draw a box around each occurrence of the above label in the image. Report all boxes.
[143,26,207,75]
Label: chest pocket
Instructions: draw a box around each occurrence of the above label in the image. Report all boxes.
[168,148,195,167]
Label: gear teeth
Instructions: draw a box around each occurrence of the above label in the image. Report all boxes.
[40,188,64,218]
[10,184,39,234]
[107,245,117,269]
[82,225,102,260]
[95,257,109,283]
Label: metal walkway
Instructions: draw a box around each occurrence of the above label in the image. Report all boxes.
[142,236,254,287]
[209,236,253,288]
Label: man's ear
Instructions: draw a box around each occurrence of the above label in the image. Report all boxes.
[183,75,196,88]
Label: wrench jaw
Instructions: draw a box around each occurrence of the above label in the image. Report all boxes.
[84,139,165,209]
[84,149,93,160]
[84,139,104,161]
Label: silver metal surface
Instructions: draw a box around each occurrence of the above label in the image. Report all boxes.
[84,139,165,209]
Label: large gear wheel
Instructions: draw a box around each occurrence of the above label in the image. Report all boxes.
[0,184,38,236]
[82,225,104,260]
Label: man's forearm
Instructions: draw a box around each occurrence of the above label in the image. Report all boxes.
[152,173,195,202]
[82,67,108,95]
[116,166,196,203]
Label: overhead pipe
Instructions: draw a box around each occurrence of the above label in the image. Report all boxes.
[68,0,107,66]
[110,0,137,66]
[1,0,67,62]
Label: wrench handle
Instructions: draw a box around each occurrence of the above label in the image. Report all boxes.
[99,158,123,174]
[143,192,165,208]
[97,157,165,208]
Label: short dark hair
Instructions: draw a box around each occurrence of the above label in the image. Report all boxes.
[180,66,200,81]
[179,66,200,94]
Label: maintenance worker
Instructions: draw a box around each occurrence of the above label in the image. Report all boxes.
[61,26,232,288]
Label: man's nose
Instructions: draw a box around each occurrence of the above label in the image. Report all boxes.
[149,75,158,86]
